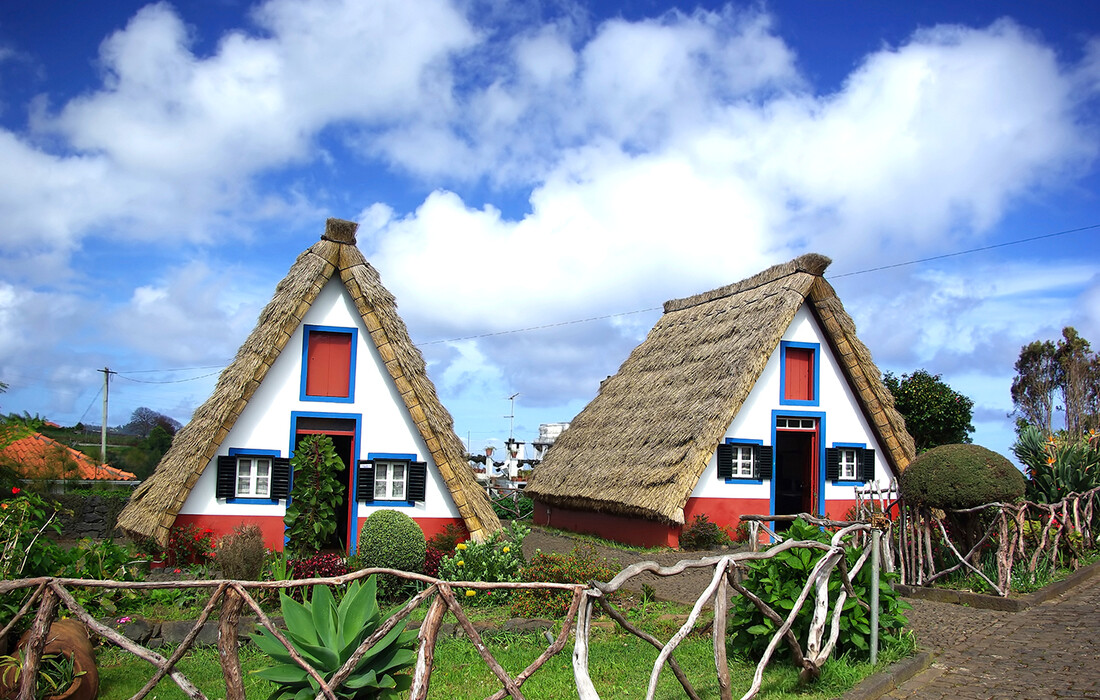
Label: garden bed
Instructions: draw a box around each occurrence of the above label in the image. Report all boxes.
[896,558,1100,611]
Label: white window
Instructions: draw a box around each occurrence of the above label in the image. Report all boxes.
[839,449,858,480]
[236,456,272,498]
[730,445,755,478]
[374,461,407,500]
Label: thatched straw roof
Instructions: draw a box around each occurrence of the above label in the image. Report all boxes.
[118,219,501,546]
[524,253,915,524]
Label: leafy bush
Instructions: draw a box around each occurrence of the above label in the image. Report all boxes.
[289,553,349,580]
[728,518,909,662]
[511,545,617,618]
[216,524,267,580]
[492,493,534,521]
[423,523,466,578]
[438,521,528,606]
[426,523,466,555]
[251,576,417,699]
[356,509,426,599]
[679,514,730,550]
[0,487,69,630]
[1014,426,1100,503]
[899,444,1024,510]
[166,523,216,567]
[284,434,345,557]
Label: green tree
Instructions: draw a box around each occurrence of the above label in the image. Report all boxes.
[1011,327,1100,439]
[883,369,975,452]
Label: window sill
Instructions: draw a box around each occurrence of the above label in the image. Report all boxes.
[226,497,281,504]
[724,478,764,485]
[832,480,866,486]
[366,500,415,507]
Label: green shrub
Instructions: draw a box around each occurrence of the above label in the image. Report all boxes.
[216,524,267,580]
[679,514,730,550]
[899,443,1024,510]
[356,509,426,599]
[728,518,909,662]
[426,523,466,555]
[438,521,528,606]
[492,493,534,521]
[510,545,617,618]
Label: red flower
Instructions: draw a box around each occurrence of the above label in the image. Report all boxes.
[11,487,20,495]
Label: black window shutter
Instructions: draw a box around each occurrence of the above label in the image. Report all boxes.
[407,462,427,503]
[860,449,876,482]
[755,446,773,480]
[825,448,840,481]
[716,443,734,480]
[357,461,375,503]
[216,456,237,499]
[271,457,290,498]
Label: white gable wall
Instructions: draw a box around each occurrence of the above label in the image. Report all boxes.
[179,279,460,522]
[690,303,892,504]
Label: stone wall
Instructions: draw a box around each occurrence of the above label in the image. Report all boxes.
[51,491,132,540]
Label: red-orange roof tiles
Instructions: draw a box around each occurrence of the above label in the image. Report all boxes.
[0,431,136,481]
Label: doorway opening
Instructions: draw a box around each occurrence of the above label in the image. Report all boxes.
[773,416,819,530]
[293,416,357,553]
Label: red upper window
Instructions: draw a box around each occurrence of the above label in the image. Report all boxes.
[306,331,352,397]
[784,347,815,402]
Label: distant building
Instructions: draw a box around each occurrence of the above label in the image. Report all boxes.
[0,430,136,481]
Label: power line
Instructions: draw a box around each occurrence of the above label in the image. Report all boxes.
[116,370,223,384]
[829,223,1100,279]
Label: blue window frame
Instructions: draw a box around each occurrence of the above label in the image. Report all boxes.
[717,438,769,484]
[220,448,287,504]
[299,324,358,403]
[779,340,820,407]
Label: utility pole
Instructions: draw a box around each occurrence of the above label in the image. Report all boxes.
[98,367,116,473]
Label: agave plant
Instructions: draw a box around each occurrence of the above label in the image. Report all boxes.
[251,576,417,700]
[1014,425,1100,503]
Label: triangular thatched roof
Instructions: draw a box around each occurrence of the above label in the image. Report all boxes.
[524,253,915,524]
[118,219,501,545]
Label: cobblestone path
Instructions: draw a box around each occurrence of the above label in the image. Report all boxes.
[884,573,1100,699]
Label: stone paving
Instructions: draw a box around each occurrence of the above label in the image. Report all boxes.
[881,572,1100,699]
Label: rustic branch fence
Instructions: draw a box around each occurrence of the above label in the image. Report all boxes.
[849,480,1100,597]
[0,524,888,700]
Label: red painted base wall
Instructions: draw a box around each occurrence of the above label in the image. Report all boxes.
[534,496,863,548]
[173,514,468,553]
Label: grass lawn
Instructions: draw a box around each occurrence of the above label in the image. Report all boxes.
[93,611,913,700]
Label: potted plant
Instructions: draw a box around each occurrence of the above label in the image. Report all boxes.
[0,619,98,700]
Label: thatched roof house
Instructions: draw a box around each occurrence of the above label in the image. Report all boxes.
[525,253,914,545]
[118,219,500,548]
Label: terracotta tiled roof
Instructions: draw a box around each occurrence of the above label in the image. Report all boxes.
[0,431,136,481]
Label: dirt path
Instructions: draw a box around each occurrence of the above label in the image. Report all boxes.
[520,524,742,605]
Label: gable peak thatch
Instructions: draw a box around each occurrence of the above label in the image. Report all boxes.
[664,253,831,314]
[322,217,358,245]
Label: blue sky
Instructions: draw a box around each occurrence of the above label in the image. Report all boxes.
[1,0,1098,465]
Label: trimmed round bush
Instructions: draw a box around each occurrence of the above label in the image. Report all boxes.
[900,444,1025,509]
[356,509,426,574]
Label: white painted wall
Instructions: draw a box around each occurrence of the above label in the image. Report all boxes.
[691,303,894,502]
[179,279,461,521]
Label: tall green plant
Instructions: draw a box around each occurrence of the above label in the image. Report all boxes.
[284,435,344,557]
[251,576,416,699]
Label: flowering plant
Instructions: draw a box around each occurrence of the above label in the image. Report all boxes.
[166,523,217,566]
[437,521,528,606]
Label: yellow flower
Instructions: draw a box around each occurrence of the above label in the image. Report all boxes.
[457,560,465,566]
[456,543,467,550]
[465,589,477,597]
[502,546,510,553]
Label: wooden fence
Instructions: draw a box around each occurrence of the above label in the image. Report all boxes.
[849,481,1100,596]
[0,524,885,700]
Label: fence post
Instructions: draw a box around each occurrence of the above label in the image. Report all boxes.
[870,527,881,666]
